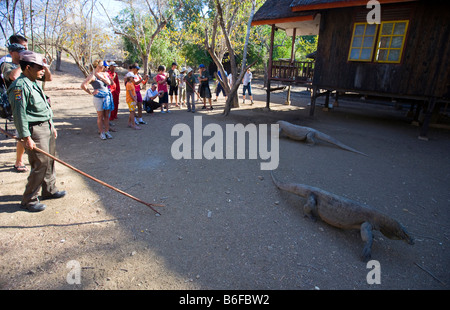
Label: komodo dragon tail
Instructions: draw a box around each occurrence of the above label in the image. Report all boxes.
[271,171,314,198]
[314,131,368,156]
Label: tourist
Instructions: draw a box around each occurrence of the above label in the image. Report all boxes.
[184,67,197,113]
[242,68,254,105]
[198,64,213,110]
[143,83,163,113]
[130,64,149,125]
[155,65,170,113]
[2,35,53,173]
[214,69,227,102]
[125,75,141,130]
[178,67,187,107]
[80,59,114,140]
[168,62,179,108]
[108,62,120,122]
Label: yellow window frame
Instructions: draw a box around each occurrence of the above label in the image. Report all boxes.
[375,20,409,63]
[348,23,379,62]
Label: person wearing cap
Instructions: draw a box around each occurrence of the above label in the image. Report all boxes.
[168,62,180,108]
[198,64,213,110]
[7,50,66,212]
[107,62,120,122]
[130,64,148,125]
[2,39,28,174]
[178,67,187,107]
[184,67,197,113]
[2,35,52,173]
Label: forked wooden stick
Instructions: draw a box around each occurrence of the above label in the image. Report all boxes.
[0,127,163,215]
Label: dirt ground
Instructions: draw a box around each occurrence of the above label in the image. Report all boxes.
[0,57,449,291]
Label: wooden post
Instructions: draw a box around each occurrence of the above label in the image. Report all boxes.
[310,86,317,116]
[266,25,275,110]
[322,90,330,111]
[285,28,296,106]
[285,85,291,105]
[334,91,339,107]
[289,28,296,78]
[419,97,436,140]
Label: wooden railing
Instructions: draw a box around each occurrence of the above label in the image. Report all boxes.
[271,59,314,84]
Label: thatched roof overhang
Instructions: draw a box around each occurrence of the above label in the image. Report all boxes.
[251,14,315,26]
[290,0,418,12]
[252,0,316,26]
[251,0,320,35]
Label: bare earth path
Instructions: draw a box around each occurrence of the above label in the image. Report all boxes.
[0,59,449,291]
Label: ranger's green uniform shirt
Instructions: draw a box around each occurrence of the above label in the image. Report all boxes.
[8,73,53,139]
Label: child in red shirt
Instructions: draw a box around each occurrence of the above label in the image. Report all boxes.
[155,65,170,113]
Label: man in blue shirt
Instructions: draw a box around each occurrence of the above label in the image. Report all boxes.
[143,83,162,113]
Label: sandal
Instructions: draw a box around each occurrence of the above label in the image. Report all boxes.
[14,165,28,173]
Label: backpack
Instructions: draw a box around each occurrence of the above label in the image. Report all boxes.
[0,62,12,119]
[170,69,179,87]
[0,85,12,119]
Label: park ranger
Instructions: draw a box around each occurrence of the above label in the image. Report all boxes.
[8,50,66,212]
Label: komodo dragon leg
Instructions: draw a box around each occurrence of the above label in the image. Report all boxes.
[305,132,316,145]
[361,222,374,261]
[303,193,318,221]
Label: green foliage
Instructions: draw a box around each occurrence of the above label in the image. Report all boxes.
[180,43,212,68]
[115,1,317,74]
[149,31,182,70]
[296,35,318,59]
[123,37,140,64]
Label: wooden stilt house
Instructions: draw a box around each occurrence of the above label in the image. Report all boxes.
[252,0,450,139]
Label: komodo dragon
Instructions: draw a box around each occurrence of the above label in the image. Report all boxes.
[277,120,367,156]
[271,172,414,261]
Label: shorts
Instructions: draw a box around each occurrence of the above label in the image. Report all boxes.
[159,92,169,104]
[243,83,252,96]
[136,91,142,103]
[127,101,137,112]
[216,83,226,96]
[169,85,178,96]
[200,84,211,99]
[93,96,104,111]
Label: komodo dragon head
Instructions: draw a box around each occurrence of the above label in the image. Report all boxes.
[379,220,414,245]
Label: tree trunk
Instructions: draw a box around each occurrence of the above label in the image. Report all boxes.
[142,53,149,90]
[217,0,256,116]
[56,50,62,71]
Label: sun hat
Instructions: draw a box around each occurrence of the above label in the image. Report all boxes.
[19,50,49,67]
[199,64,205,68]
[180,67,186,73]
[186,67,193,74]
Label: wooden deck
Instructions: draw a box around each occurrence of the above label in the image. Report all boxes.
[270,59,314,85]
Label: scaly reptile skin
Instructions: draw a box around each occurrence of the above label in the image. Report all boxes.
[271,172,414,261]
